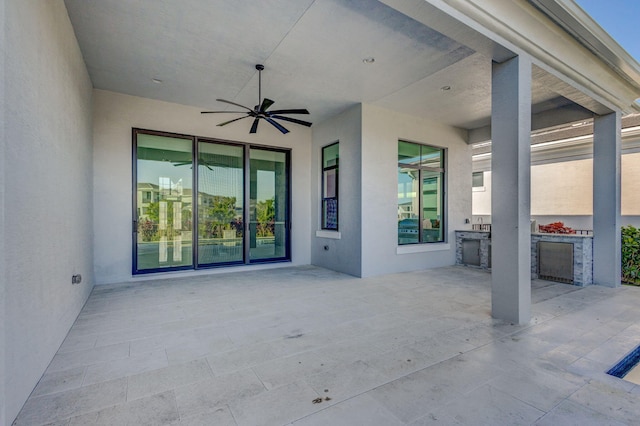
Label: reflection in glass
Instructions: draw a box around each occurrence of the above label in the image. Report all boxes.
[397,167,419,244]
[322,142,339,230]
[250,149,288,261]
[398,140,445,244]
[136,133,193,271]
[398,141,421,166]
[197,142,244,265]
[422,172,443,242]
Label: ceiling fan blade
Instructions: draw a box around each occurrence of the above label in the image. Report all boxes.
[216,99,253,112]
[217,115,250,127]
[268,108,309,115]
[250,118,260,134]
[265,117,289,134]
[201,110,247,114]
[260,98,275,112]
[271,115,312,127]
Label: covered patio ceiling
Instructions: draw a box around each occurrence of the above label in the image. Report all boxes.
[63,0,617,136]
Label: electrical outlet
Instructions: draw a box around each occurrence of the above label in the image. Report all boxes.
[72,274,82,284]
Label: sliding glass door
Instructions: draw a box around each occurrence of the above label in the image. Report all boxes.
[197,142,244,266]
[134,130,290,274]
[249,148,289,261]
[134,132,194,272]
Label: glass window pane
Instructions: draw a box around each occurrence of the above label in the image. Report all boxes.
[197,142,244,266]
[472,171,484,188]
[322,142,339,230]
[323,143,339,168]
[323,168,337,198]
[323,198,338,230]
[398,141,421,167]
[422,172,444,242]
[398,140,445,245]
[136,133,193,271]
[398,167,419,244]
[250,148,288,261]
[421,145,443,169]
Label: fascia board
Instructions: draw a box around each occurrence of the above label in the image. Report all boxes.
[528,0,640,89]
[424,0,640,113]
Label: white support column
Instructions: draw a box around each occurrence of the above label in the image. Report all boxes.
[593,112,621,287]
[491,56,532,324]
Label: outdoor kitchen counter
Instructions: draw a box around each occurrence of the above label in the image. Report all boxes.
[455,230,593,286]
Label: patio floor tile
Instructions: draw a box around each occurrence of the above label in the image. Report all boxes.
[12,265,640,425]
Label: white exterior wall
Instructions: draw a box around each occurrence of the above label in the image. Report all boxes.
[311,105,363,276]
[311,104,471,277]
[473,152,640,227]
[622,153,640,216]
[0,0,6,423]
[532,160,593,215]
[93,90,312,284]
[361,105,472,276]
[4,1,94,423]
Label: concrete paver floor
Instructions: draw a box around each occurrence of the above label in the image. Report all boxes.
[12,265,640,425]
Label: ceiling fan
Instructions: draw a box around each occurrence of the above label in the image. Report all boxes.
[201,64,312,134]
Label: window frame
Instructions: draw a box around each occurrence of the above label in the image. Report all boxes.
[321,141,339,231]
[132,128,292,275]
[472,171,485,191]
[397,140,446,245]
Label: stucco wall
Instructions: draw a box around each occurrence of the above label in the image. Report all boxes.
[311,105,363,276]
[360,104,472,276]
[4,1,94,423]
[473,152,640,225]
[92,90,312,284]
[311,104,472,277]
[0,0,6,423]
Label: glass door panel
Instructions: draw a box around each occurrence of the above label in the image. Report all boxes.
[249,148,288,261]
[197,142,244,266]
[135,133,193,272]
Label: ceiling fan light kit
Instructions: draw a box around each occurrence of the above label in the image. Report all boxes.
[201,64,312,134]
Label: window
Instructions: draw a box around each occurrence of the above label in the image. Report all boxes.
[398,141,445,244]
[321,142,339,230]
[472,171,484,188]
[133,129,291,274]
[472,171,485,192]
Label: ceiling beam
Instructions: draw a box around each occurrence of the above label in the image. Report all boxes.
[469,103,594,144]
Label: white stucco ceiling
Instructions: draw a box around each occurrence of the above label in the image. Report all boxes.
[63,0,583,132]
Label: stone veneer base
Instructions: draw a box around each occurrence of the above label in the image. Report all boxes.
[455,230,593,286]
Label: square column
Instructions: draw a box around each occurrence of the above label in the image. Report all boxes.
[593,112,621,287]
[491,56,532,324]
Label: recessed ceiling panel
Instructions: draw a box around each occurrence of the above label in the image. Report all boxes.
[64,0,316,107]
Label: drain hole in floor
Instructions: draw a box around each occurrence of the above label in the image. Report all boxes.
[607,344,640,385]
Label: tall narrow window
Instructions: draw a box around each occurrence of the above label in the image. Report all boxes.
[398,141,445,244]
[321,142,339,230]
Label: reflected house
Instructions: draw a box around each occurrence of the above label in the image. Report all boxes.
[4,1,640,424]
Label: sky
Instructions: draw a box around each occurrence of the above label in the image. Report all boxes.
[574,0,640,63]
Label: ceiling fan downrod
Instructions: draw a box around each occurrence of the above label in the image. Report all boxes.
[256,64,264,110]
